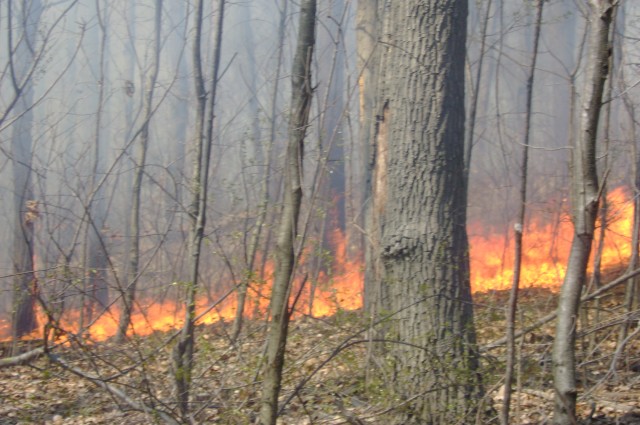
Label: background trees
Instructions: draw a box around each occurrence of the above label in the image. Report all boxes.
[115,0,163,343]
[8,0,44,342]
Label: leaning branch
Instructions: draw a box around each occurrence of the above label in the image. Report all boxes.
[48,353,180,425]
[482,267,640,351]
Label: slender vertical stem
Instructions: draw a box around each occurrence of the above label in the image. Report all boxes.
[502,2,543,424]
[231,0,289,342]
[172,0,225,419]
[552,2,615,424]
[258,1,317,423]
[116,0,163,342]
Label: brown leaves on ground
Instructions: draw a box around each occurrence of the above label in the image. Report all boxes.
[475,286,640,425]
[0,288,638,424]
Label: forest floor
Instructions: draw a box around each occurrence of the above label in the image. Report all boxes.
[0,284,639,424]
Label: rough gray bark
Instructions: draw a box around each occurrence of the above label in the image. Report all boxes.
[502,2,543,424]
[116,0,163,343]
[172,0,225,419]
[552,2,615,424]
[370,1,482,423]
[258,1,316,423]
[9,0,43,341]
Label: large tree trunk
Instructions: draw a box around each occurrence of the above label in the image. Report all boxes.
[552,2,615,424]
[370,1,482,423]
[258,1,316,423]
[10,0,44,343]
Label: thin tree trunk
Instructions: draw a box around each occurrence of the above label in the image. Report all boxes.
[9,0,43,344]
[258,1,316,423]
[619,136,638,342]
[116,0,162,343]
[358,0,379,317]
[231,0,288,343]
[464,0,492,190]
[584,31,615,351]
[164,0,190,280]
[320,0,347,261]
[552,2,615,424]
[84,0,111,327]
[502,2,543,423]
[358,0,387,384]
[305,0,350,314]
[619,26,639,343]
[172,0,225,419]
[120,0,136,278]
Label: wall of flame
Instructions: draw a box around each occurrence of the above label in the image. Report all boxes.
[0,187,633,343]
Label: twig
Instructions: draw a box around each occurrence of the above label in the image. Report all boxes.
[483,267,640,351]
[47,353,180,425]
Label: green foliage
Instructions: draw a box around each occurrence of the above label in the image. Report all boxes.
[173,364,190,384]
[41,368,52,380]
[330,308,366,329]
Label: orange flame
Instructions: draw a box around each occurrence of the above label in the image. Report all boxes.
[0,188,633,342]
[469,187,633,292]
[0,226,364,342]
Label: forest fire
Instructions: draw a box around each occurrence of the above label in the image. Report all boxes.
[0,188,633,343]
[469,187,632,292]
[0,227,365,343]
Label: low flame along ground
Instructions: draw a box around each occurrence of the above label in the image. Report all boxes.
[0,187,634,343]
[470,187,632,292]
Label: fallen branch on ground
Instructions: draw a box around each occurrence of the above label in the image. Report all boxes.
[0,347,44,368]
[47,352,180,425]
